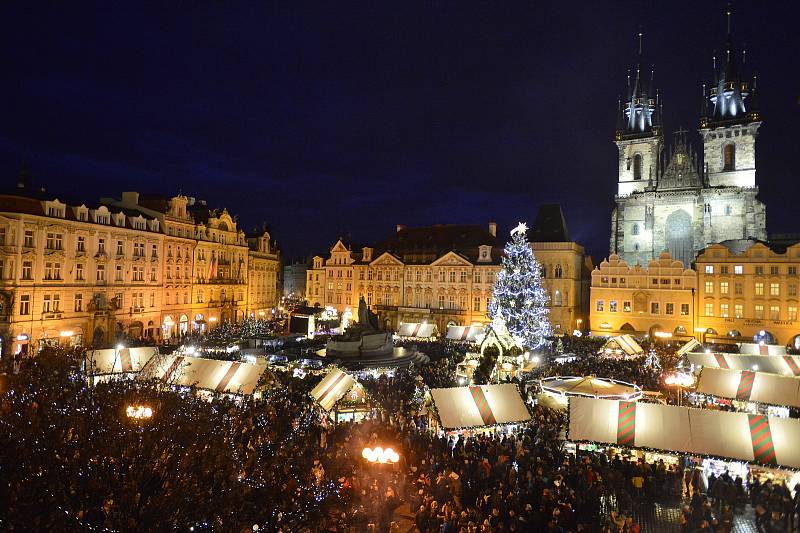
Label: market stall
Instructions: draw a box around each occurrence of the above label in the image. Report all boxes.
[309,367,370,422]
[740,343,786,356]
[539,375,642,409]
[446,325,484,342]
[676,338,702,357]
[569,397,800,468]
[599,335,644,358]
[696,367,800,408]
[684,352,800,376]
[142,354,267,395]
[396,322,437,339]
[86,347,159,383]
[429,383,531,432]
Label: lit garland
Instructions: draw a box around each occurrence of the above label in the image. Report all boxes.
[488,222,552,350]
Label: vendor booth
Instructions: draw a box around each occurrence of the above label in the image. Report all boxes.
[600,335,644,358]
[539,376,642,409]
[309,367,370,422]
[429,384,531,432]
[446,325,484,342]
[568,397,800,469]
[86,347,159,383]
[696,367,800,408]
[684,352,800,376]
[397,322,437,339]
[142,355,267,396]
[740,343,787,356]
[676,339,702,357]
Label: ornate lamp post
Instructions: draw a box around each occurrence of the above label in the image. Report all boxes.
[664,372,695,407]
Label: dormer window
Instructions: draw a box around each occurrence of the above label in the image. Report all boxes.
[44,200,66,218]
[477,245,492,263]
[113,213,125,227]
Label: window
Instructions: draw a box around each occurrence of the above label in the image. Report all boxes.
[623,301,632,312]
[720,266,729,274]
[596,300,604,312]
[789,306,798,321]
[609,300,617,312]
[720,281,729,295]
[426,271,432,282]
[460,271,467,283]
[22,261,32,280]
[24,230,34,248]
[77,236,85,252]
[0,227,6,245]
[449,271,456,283]
[46,232,62,250]
[770,266,780,276]
[770,305,780,320]
[115,265,123,282]
[554,264,563,278]
[734,265,743,275]
[98,238,105,254]
[133,266,144,282]
[755,266,764,275]
[473,297,481,312]
[735,304,743,318]
[680,303,690,316]
[790,284,798,297]
[666,303,674,315]
[151,244,158,258]
[438,295,445,308]
[633,153,642,180]
[755,282,764,296]
[720,303,729,317]
[150,292,155,307]
[448,295,456,309]
[725,205,732,216]
[631,224,639,236]
[705,281,714,294]
[74,293,83,312]
[674,279,681,285]
[113,293,123,308]
[116,240,124,256]
[96,264,105,282]
[704,303,714,316]
[44,262,54,280]
[134,242,144,257]
[754,304,764,319]
[735,282,743,295]
[474,271,481,283]
[554,290,563,306]
[650,302,660,315]
[723,143,735,171]
[705,265,714,274]
[42,294,52,313]
[790,267,798,276]
[770,283,780,296]
[20,295,30,315]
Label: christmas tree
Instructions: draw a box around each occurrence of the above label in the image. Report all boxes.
[488,222,552,350]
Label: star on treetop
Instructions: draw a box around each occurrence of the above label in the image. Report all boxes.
[511,222,528,236]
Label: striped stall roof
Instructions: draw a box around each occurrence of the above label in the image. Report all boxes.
[685,353,800,376]
[445,325,485,342]
[142,355,267,395]
[696,367,800,408]
[397,322,437,338]
[309,368,357,412]
[88,347,159,375]
[430,384,531,429]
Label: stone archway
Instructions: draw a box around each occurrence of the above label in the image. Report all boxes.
[666,209,694,266]
[620,323,636,333]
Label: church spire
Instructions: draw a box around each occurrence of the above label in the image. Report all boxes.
[616,31,659,140]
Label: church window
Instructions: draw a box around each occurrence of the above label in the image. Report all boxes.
[725,205,732,216]
[633,154,643,180]
[723,144,735,171]
[634,243,640,252]
[555,291,563,306]
[554,264,563,278]
[631,224,640,236]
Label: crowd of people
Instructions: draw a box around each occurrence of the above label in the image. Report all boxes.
[1,335,799,531]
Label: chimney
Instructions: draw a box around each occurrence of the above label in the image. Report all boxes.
[396,224,406,233]
[488,222,497,237]
[121,191,140,206]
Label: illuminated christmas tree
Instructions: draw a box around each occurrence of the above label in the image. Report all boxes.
[488,222,552,350]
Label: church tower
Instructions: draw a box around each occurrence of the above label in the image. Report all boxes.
[614,33,662,197]
[699,8,761,189]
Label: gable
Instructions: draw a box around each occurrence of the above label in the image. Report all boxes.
[370,252,404,266]
[430,251,473,267]
[331,240,349,253]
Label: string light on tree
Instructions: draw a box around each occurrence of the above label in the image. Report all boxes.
[488,222,552,350]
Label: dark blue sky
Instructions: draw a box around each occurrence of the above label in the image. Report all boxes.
[1,2,798,261]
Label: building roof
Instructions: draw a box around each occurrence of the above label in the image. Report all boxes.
[530,204,570,242]
[376,223,499,264]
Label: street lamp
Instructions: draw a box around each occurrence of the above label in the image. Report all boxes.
[362,446,400,464]
[664,372,695,407]
[126,405,154,421]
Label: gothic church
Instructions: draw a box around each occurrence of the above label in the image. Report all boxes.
[610,14,766,267]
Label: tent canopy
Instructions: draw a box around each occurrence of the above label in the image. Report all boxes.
[309,368,357,411]
[569,396,800,469]
[740,343,787,356]
[446,325,485,342]
[600,335,644,357]
[540,376,641,400]
[397,322,437,338]
[143,355,266,395]
[685,353,800,377]
[676,339,701,357]
[430,384,531,429]
[88,347,158,375]
[697,367,800,408]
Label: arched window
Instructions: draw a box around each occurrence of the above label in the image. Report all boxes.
[723,144,735,171]
[553,290,563,306]
[554,264,563,278]
[725,204,732,216]
[633,154,643,180]
[539,265,546,278]
[631,223,640,236]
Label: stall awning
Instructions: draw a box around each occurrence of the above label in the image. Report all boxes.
[142,355,267,395]
[540,376,641,400]
[568,397,800,469]
[88,347,158,375]
[685,353,800,376]
[446,325,484,342]
[739,343,787,356]
[310,368,357,411]
[600,335,644,357]
[397,322,437,338]
[676,339,701,357]
[430,384,531,429]
[697,367,800,408]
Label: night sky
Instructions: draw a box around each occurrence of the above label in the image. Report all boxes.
[1,2,798,262]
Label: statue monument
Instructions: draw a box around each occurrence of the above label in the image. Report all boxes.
[326,297,393,357]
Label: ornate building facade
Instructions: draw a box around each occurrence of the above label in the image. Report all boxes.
[1,183,280,355]
[610,23,766,267]
[305,205,592,334]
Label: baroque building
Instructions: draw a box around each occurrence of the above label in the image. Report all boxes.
[1,180,280,355]
[305,205,591,334]
[610,20,766,267]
